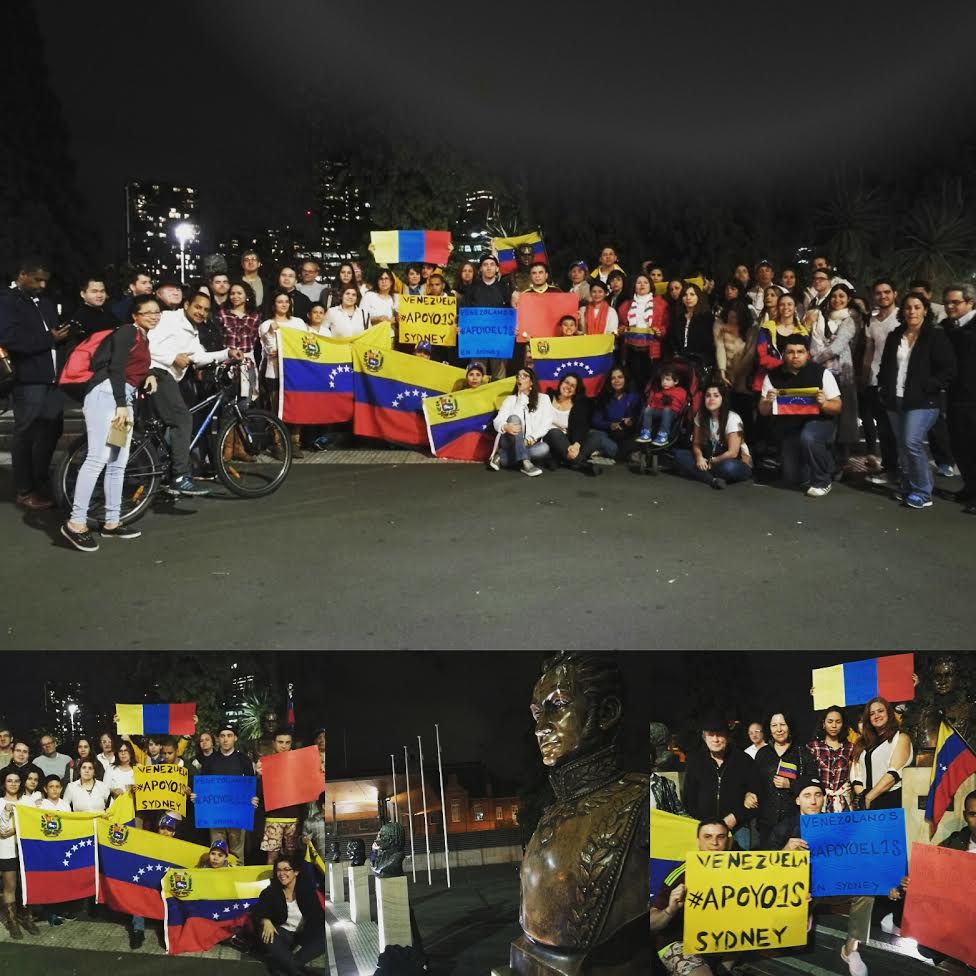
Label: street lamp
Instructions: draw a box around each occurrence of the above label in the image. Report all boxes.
[174,222,195,284]
[67,702,78,738]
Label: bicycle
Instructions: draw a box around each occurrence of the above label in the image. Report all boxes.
[57,364,293,525]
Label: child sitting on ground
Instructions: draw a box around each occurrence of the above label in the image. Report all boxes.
[637,368,688,445]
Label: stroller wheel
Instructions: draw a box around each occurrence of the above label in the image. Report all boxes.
[638,452,647,475]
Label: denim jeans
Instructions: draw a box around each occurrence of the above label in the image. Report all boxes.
[496,415,550,467]
[582,429,620,459]
[640,406,674,436]
[887,402,939,500]
[673,448,752,486]
[260,925,326,976]
[780,419,836,489]
[70,379,136,525]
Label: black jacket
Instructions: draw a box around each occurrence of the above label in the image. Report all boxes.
[63,303,120,340]
[878,323,956,410]
[946,319,976,404]
[765,812,802,850]
[462,277,512,308]
[0,289,62,384]
[668,312,716,367]
[547,393,592,445]
[754,742,811,831]
[200,750,254,777]
[682,748,760,828]
[252,872,324,931]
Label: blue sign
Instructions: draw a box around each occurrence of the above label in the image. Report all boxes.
[801,808,907,897]
[458,306,516,360]
[193,775,257,830]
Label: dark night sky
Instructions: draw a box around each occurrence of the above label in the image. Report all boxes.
[0,650,892,781]
[35,1,976,262]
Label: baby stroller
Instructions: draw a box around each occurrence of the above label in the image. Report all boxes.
[633,355,706,475]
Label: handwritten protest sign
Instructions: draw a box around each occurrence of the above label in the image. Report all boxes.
[801,808,906,897]
[458,307,515,360]
[193,775,257,830]
[261,746,323,812]
[398,295,457,346]
[515,292,580,342]
[134,763,188,816]
[684,850,809,954]
[903,842,976,966]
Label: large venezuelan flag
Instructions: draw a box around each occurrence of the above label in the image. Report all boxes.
[353,345,465,447]
[371,230,451,266]
[492,232,546,276]
[925,721,976,837]
[649,808,698,899]
[163,865,272,955]
[97,819,219,920]
[16,807,98,904]
[423,379,512,462]
[116,703,195,736]
[528,334,615,396]
[811,653,914,710]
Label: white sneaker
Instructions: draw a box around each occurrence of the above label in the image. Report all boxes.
[841,947,868,976]
[521,460,542,477]
[880,913,901,937]
[865,472,890,485]
[806,484,832,497]
[488,454,501,471]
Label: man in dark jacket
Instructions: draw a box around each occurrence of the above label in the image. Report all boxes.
[464,254,513,382]
[682,711,760,850]
[943,284,976,513]
[0,256,69,508]
[62,276,120,340]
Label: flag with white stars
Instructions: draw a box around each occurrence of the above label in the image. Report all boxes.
[924,720,976,837]
[529,334,615,397]
[15,806,98,904]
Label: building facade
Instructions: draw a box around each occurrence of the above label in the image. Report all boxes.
[125,180,201,282]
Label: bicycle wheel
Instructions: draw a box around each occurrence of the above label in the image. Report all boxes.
[215,409,292,497]
[57,433,162,526]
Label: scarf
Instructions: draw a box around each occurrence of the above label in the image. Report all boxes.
[624,294,655,346]
[583,301,609,335]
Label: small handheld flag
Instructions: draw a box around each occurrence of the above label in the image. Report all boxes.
[776,760,798,780]
[925,721,976,837]
[773,388,821,416]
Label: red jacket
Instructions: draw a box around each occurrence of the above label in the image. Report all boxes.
[618,297,670,360]
[647,385,688,411]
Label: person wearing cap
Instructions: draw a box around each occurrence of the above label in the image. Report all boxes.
[466,255,513,381]
[128,811,182,949]
[413,339,433,360]
[453,361,486,392]
[198,838,231,868]
[193,725,256,863]
[567,262,590,306]
[256,730,304,864]
[682,712,760,851]
[766,775,873,976]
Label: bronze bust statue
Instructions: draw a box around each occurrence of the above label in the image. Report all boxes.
[326,841,341,863]
[903,653,975,766]
[346,838,366,866]
[371,822,406,878]
[511,652,650,975]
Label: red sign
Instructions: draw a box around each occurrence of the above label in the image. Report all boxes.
[516,292,580,343]
[902,842,976,966]
[260,746,324,812]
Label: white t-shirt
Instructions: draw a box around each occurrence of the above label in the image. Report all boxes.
[694,409,749,457]
[895,336,913,399]
[96,753,116,774]
[745,744,763,759]
[258,318,307,379]
[360,292,396,322]
[17,792,42,807]
[868,310,899,386]
[551,402,572,434]
[65,779,111,813]
[281,898,303,933]
[106,766,135,793]
[325,305,370,339]
[38,798,71,811]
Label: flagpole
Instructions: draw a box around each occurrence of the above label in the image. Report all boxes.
[417,735,432,884]
[435,723,451,889]
[404,745,416,883]
[390,754,399,822]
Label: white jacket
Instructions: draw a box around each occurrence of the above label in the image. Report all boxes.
[149,309,230,381]
[493,392,554,442]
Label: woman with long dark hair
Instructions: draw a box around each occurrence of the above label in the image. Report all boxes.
[587,366,642,462]
[489,367,553,476]
[669,283,716,367]
[69,738,101,781]
[0,770,36,939]
[806,707,855,812]
[850,697,913,810]
[672,383,752,488]
[754,711,810,847]
[328,263,357,307]
[453,261,477,301]
[544,373,607,474]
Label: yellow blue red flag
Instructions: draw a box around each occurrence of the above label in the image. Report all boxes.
[528,333,615,396]
[650,807,698,899]
[353,345,465,447]
[15,807,98,905]
[423,378,511,462]
[492,232,546,275]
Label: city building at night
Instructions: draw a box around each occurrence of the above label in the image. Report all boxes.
[124,180,201,281]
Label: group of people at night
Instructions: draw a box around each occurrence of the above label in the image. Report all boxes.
[0,719,328,973]
[648,698,973,976]
[2,242,975,553]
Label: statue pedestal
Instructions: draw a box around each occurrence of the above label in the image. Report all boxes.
[508,936,582,975]
[327,862,345,904]
[347,864,370,923]
[375,875,412,950]
[507,932,651,975]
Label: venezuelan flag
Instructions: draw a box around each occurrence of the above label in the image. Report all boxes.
[371,230,451,266]
[649,808,698,898]
[16,807,97,904]
[776,760,798,780]
[811,653,915,710]
[925,721,976,837]
[164,864,272,955]
[353,345,465,447]
[423,378,512,462]
[492,232,546,276]
[528,334,615,396]
[116,703,195,736]
[96,820,223,920]
[773,387,821,416]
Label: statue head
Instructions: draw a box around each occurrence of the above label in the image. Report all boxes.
[261,710,279,735]
[933,655,959,697]
[346,838,366,866]
[372,821,406,877]
[516,243,536,268]
[326,841,341,863]
[531,652,624,768]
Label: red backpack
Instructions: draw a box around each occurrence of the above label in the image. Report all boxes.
[58,329,115,388]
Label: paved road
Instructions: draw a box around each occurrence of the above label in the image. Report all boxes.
[2,458,974,650]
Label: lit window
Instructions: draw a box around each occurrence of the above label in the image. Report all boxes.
[495,805,503,822]
[473,805,485,822]
[511,806,519,823]
[450,801,461,824]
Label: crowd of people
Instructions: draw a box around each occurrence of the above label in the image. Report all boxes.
[648,698,971,976]
[2,244,975,551]
[0,719,328,973]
